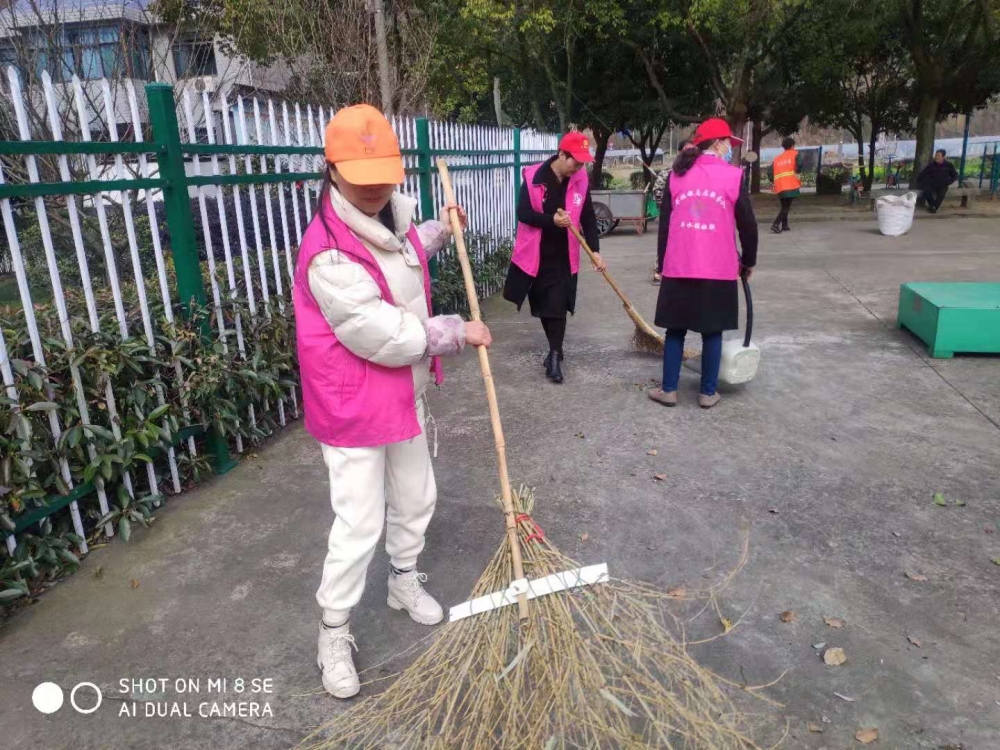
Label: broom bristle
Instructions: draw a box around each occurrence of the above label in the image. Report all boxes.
[631,325,665,354]
[298,489,777,750]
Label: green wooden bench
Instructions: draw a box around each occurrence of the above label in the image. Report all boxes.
[897,283,1000,358]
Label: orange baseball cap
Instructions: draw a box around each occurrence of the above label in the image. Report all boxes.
[324,104,405,186]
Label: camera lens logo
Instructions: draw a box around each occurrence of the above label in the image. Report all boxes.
[32,682,103,714]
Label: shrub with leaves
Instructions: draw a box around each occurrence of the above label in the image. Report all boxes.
[1,261,298,606]
[433,233,512,317]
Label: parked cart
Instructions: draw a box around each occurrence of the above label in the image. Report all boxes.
[590,189,650,236]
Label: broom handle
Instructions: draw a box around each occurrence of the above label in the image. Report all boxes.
[436,160,529,620]
[569,224,622,297]
[568,224,660,339]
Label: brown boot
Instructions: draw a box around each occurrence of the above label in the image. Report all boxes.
[698,393,721,409]
[648,389,678,407]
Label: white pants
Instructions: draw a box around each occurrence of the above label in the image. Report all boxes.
[315,402,437,624]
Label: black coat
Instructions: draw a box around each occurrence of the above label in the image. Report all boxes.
[918,160,958,190]
[503,157,600,318]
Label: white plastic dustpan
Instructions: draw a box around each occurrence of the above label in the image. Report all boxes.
[685,275,760,386]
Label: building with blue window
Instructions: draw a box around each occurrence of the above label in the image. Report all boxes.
[0,0,291,130]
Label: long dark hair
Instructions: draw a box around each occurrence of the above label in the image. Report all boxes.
[315,164,397,245]
[671,139,718,177]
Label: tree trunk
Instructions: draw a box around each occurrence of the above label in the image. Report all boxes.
[370,0,394,115]
[866,131,879,192]
[492,77,507,127]
[910,94,940,188]
[564,38,574,131]
[750,119,763,194]
[729,106,747,163]
[591,127,611,189]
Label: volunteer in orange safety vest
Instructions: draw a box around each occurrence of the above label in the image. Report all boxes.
[768,137,802,233]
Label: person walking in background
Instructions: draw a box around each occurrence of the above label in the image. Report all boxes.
[503,132,606,384]
[768,137,802,233]
[294,104,490,699]
[917,149,959,213]
[649,118,758,410]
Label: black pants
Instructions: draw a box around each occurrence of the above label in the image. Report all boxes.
[541,317,566,354]
[922,187,948,211]
[773,197,794,229]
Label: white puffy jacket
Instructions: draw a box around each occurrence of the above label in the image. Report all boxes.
[308,189,466,402]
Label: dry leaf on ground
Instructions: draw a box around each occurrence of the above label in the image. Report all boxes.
[905,571,928,582]
[855,727,878,744]
[824,616,846,628]
[823,647,847,666]
[647,449,658,456]
[806,722,824,733]
[653,474,667,482]
[666,585,687,598]
[579,532,589,542]
[780,610,797,623]
[907,636,922,648]
[129,579,140,589]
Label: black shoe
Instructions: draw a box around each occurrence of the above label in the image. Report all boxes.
[546,350,563,383]
[782,225,790,232]
[770,224,782,234]
[543,351,565,367]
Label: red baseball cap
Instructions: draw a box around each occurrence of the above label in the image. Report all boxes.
[559,132,595,163]
[691,118,744,146]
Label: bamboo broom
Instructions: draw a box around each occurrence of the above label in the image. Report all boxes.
[569,224,665,353]
[437,164,529,620]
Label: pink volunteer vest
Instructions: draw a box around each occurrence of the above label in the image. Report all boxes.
[662,156,743,281]
[510,162,590,277]
[293,198,443,448]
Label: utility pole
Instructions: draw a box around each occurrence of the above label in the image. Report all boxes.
[369,0,394,116]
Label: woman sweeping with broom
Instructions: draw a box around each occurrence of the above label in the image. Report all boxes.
[503,132,607,383]
[293,104,491,699]
[649,118,758,409]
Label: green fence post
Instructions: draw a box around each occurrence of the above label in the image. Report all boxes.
[991,143,999,197]
[146,82,237,475]
[513,127,522,218]
[415,118,437,278]
[959,111,971,183]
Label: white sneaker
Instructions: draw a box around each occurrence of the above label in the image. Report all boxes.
[316,622,360,698]
[387,570,445,625]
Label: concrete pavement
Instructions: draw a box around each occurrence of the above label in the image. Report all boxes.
[2,215,999,749]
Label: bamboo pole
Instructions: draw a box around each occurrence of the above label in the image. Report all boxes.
[436,159,529,620]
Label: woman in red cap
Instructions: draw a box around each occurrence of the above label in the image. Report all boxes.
[649,118,758,409]
[503,132,606,383]
[293,104,490,699]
